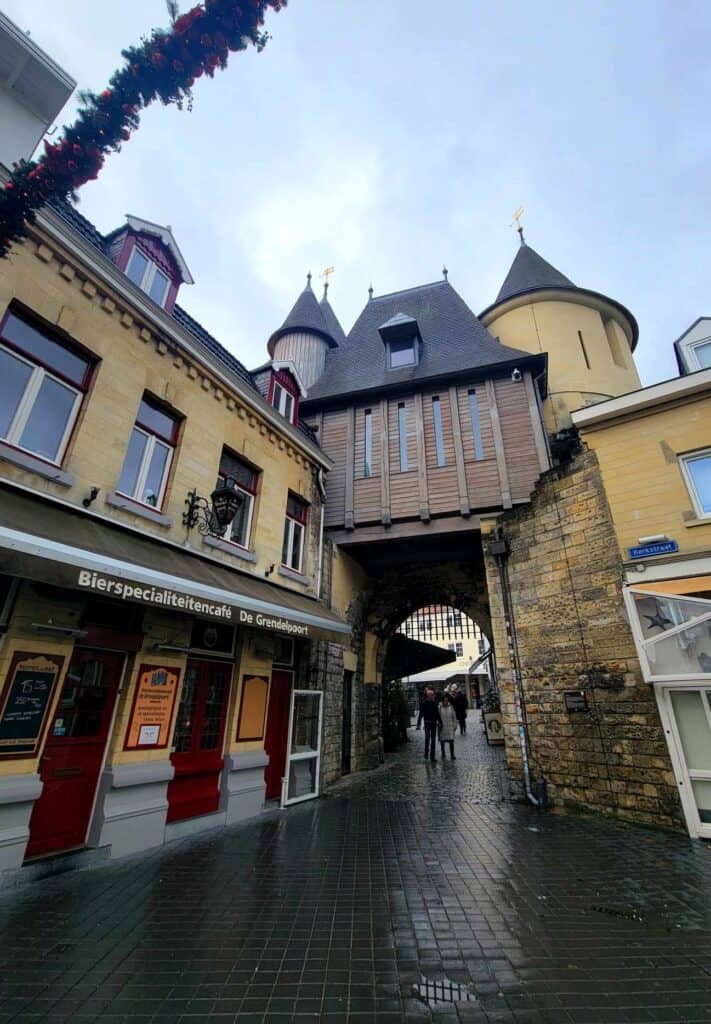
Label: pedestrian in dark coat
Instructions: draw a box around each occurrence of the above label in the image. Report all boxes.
[418,688,441,761]
[449,684,469,734]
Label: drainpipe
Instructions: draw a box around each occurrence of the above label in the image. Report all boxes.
[488,528,543,808]
[316,468,327,601]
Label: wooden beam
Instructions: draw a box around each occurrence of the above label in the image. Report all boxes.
[328,513,481,547]
[413,392,430,522]
[485,379,512,509]
[379,398,391,526]
[345,406,355,530]
[524,372,551,472]
[448,385,470,516]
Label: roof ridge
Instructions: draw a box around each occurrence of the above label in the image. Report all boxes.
[370,279,450,302]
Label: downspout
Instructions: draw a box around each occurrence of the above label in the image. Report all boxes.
[315,468,327,601]
[488,528,546,809]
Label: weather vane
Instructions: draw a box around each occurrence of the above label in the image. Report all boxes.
[510,206,525,245]
[320,266,335,296]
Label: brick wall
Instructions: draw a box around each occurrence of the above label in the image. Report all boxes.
[484,448,685,831]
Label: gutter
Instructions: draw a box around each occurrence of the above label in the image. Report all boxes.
[31,204,332,472]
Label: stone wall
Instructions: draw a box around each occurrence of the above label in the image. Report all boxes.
[307,640,345,788]
[484,448,685,831]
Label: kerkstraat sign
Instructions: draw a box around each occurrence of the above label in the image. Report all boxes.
[77,569,310,637]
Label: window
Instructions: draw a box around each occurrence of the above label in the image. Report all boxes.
[216,449,259,548]
[364,409,373,478]
[467,390,484,460]
[126,246,171,308]
[691,340,711,370]
[0,310,92,464]
[389,338,416,368]
[282,493,308,572]
[398,403,408,471]
[578,330,591,370]
[117,396,180,509]
[680,450,711,518]
[455,641,463,658]
[432,396,446,466]
[448,643,456,652]
[272,381,295,424]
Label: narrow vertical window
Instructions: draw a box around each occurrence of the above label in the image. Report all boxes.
[578,330,590,370]
[398,403,408,471]
[432,396,446,467]
[364,409,373,478]
[468,390,483,460]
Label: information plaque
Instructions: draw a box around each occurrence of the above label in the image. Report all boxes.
[564,690,589,713]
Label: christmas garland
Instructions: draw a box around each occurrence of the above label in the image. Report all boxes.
[0,0,285,258]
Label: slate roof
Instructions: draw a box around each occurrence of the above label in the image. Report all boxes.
[268,280,340,355]
[46,199,258,393]
[495,243,576,304]
[319,289,347,346]
[303,279,539,406]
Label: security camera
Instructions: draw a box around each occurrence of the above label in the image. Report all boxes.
[511,367,522,383]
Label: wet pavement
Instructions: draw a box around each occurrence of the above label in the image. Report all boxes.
[1,715,711,1023]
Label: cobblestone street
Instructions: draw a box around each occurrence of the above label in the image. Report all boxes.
[1,716,711,1023]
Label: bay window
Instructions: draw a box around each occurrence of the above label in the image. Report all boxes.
[117,396,180,509]
[126,246,171,308]
[282,493,308,573]
[0,309,92,464]
[216,449,259,548]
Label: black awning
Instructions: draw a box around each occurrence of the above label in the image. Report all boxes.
[0,485,350,645]
[383,633,456,681]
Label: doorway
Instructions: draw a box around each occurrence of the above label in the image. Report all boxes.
[283,690,323,806]
[662,686,711,839]
[167,659,231,823]
[26,648,123,859]
[342,670,353,775]
[264,669,294,800]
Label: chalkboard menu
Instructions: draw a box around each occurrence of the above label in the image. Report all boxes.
[0,652,64,757]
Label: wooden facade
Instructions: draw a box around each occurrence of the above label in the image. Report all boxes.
[307,370,549,540]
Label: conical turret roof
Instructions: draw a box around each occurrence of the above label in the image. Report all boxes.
[319,286,347,346]
[495,243,575,304]
[268,276,339,356]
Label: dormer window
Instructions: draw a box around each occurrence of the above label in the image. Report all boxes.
[389,337,417,368]
[378,312,422,370]
[272,381,295,423]
[126,247,171,308]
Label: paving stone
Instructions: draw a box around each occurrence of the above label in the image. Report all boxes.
[1,719,710,1023]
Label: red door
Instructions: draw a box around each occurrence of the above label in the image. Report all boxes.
[264,669,293,800]
[167,659,231,823]
[26,649,123,859]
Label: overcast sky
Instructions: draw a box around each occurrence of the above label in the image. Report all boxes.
[5,0,709,384]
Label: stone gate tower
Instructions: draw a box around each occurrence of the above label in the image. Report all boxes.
[479,240,640,433]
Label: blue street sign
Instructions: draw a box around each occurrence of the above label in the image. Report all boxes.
[628,540,679,559]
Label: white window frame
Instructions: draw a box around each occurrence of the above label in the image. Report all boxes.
[0,343,82,465]
[686,337,711,372]
[117,426,174,511]
[126,246,171,308]
[216,465,258,551]
[272,381,295,424]
[679,449,711,520]
[282,499,307,573]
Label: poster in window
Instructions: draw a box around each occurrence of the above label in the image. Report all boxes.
[0,652,64,758]
[236,675,269,741]
[124,664,180,750]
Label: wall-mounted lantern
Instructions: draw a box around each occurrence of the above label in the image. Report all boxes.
[183,476,244,536]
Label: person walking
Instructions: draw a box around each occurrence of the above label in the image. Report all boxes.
[449,683,469,735]
[438,693,458,759]
[418,688,441,762]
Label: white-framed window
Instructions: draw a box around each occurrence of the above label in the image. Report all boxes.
[0,309,92,465]
[690,339,711,370]
[272,380,295,424]
[216,449,259,549]
[282,493,308,572]
[455,641,463,657]
[117,396,180,509]
[126,246,171,308]
[388,338,417,369]
[679,449,711,518]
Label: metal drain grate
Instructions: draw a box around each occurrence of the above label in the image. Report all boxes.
[412,976,478,1005]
